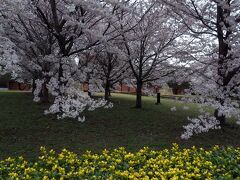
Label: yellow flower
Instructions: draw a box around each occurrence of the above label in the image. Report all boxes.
[42,176,49,180]
[142,175,150,180]
[9,172,18,178]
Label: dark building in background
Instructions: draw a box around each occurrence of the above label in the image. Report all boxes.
[0,74,9,89]
[0,75,31,91]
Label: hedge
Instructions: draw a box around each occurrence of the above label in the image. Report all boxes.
[0,144,240,179]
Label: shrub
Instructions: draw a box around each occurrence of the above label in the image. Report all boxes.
[0,144,240,179]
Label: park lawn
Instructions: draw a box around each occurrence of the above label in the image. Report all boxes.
[0,91,240,160]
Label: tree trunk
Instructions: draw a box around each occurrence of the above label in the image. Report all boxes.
[135,81,142,108]
[32,77,37,95]
[88,91,92,97]
[213,5,228,126]
[104,80,110,101]
[40,82,49,103]
[156,92,160,105]
[214,109,226,126]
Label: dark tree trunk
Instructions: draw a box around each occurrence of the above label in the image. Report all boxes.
[57,62,64,113]
[88,91,92,97]
[156,92,160,105]
[214,109,226,126]
[214,5,229,126]
[104,80,110,101]
[135,81,142,108]
[40,82,49,103]
[32,77,37,95]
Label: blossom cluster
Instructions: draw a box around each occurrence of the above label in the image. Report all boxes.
[43,77,112,121]
[1,144,240,179]
[181,114,221,140]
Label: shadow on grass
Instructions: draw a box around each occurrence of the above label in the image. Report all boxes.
[0,92,239,160]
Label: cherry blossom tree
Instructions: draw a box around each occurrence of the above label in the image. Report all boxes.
[118,1,186,108]
[1,0,144,120]
[0,0,58,102]
[0,37,19,77]
[0,0,120,120]
[94,44,129,100]
[162,0,240,138]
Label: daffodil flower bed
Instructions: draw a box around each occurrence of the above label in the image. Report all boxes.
[1,144,240,179]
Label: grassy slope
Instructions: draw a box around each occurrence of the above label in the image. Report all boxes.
[0,91,240,159]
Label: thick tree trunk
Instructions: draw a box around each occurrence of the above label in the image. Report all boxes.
[40,82,49,103]
[57,62,64,113]
[135,81,142,108]
[214,6,229,126]
[214,109,226,126]
[104,80,110,101]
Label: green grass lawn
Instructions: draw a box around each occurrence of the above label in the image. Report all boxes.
[0,91,240,160]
